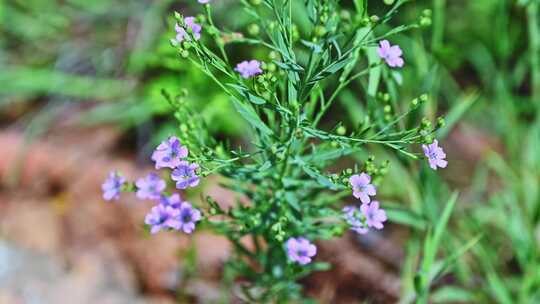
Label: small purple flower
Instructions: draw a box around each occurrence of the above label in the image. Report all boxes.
[342,206,368,234]
[349,172,376,204]
[170,202,202,234]
[377,40,404,68]
[159,193,182,209]
[198,0,211,3]
[151,136,189,169]
[360,201,387,230]
[422,140,447,170]
[175,16,202,43]
[235,60,263,79]
[135,173,166,200]
[171,161,200,189]
[144,204,181,234]
[101,171,125,201]
[286,237,317,265]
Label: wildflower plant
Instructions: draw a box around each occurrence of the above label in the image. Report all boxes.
[102,0,447,301]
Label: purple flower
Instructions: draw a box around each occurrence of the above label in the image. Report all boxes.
[159,193,182,209]
[360,201,387,230]
[342,206,368,234]
[135,173,166,200]
[175,17,202,43]
[286,237,317,265]
[235,60,263,79]
[101,171,125,201]
[377,40,404,68]
[422,140,448,170]
[151,136,188,169]
[144,204,181,234]
[349,172,376,204]
[171,161,200,189]
[170,202,202,234]
[198,0,211,3]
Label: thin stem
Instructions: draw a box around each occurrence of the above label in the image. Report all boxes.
[527,2,540,114]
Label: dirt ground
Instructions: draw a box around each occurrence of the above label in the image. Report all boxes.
[0,122,486,303]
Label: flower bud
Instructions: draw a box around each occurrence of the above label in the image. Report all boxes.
[421,118,432,129]
[340,10,351,21]
[436,117,446,128]
[383,0,395,5]
[248,23,260,36]
[337,126,346,135]
[250,0,262,5]
[314,25,327,37]
[420,17,432,27]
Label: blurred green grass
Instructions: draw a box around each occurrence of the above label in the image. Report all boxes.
[1,0,540,303]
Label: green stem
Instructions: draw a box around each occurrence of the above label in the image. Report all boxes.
[527,2,540,114]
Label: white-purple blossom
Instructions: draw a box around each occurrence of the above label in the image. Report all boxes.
[135,173,166,200]
[377,40,404,68]
[422,140,448,170]
[360,201,387,230]
[198,0,211,3]
[171,161,200,189]
[175,16,202,43]
[171,202,202,234]
[286,237,317,265]
[342,205,368,234]
[235,60,263,79]
[144,204,181,234]
[349,172,377,204]
[151,136,188,169]
[101,171,125,201]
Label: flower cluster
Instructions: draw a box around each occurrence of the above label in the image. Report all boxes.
[343,172,387,234]
[174,17,202,44]
[101,136,202,234]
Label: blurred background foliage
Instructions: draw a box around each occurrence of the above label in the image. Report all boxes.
[1,0,540,302]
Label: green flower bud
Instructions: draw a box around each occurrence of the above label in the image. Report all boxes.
[436,117,446,128]
[370,15,380,23]
[267,63,277,72]
[337,126,346,135]
[384,105,392,113]
[180,50,189,58]
[314,25,327,37]
[423,134,434,144]
[340,10,351,20]
[250,0,262,5]
[420,17,432,27]
[248,23,260,36]
[421,118,432,129]
[383,0,395,5]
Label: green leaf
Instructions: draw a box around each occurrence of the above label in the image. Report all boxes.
[231,98,274,136]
